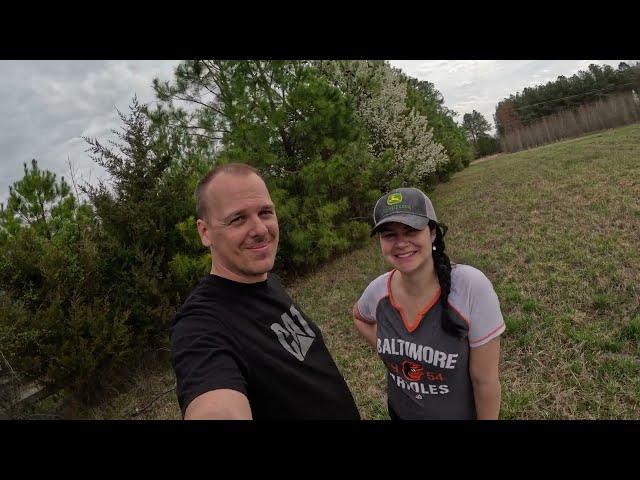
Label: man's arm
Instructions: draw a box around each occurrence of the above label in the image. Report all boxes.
[352,303,377,349]
[469,336,501,420]
[184,389,253,420]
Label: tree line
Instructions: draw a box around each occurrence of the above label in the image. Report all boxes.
[495,61,640,136]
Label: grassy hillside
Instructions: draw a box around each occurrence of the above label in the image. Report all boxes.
[82,123,640,420]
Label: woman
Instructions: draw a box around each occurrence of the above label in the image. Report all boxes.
[353,187,505,420]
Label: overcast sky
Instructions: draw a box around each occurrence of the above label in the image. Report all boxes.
[0,60,633,204]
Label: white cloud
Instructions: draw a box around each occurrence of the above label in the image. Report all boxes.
[0,60,181,204]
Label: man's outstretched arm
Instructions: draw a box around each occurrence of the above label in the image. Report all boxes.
[184,389,253,420]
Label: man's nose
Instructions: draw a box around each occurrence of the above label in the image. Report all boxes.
[248,215,269,236]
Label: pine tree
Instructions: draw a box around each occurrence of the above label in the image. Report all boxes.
[153,60,380,271]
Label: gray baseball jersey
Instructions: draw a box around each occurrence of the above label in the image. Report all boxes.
[356,264,505,419]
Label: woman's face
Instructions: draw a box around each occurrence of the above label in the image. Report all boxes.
[378,222,435,274]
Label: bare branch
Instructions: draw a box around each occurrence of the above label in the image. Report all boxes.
[0,350,18,380]
[184,132,224,141]
[172,95,225,116]
[204,61,234,104]
[166,123,228,134]
[128,383,176,418]
[66,155,81,200]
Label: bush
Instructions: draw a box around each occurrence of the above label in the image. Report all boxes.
[0,101,212,405]
[475,135,501,158]
[0,206,132,401]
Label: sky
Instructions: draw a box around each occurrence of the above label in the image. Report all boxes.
[0,59,634,205]
[388,60,633,132]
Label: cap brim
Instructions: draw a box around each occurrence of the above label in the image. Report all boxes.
[370,214,431,237]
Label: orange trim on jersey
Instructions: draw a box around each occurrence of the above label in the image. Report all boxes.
[387,269,442,333]
[469,322,505,346]
[353,302,373,324]
[447,300,471,327]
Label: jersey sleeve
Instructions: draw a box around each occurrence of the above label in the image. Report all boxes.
[466,269,505,348]
[170,306,248,416]
[355,273,389,324]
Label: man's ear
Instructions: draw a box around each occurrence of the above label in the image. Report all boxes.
[197,218,213,248]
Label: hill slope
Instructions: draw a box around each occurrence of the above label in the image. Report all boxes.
[84,123,640,419]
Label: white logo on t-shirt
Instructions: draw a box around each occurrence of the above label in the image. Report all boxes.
[271,305,316,361]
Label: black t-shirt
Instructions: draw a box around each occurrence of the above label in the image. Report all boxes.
[170,273,360,420]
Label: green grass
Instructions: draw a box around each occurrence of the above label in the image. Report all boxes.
[430,123,640,419]
[77,123,640,419]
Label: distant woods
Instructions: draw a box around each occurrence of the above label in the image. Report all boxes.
[495,62,640,152]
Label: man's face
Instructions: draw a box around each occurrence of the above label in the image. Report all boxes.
[197,172,279,283]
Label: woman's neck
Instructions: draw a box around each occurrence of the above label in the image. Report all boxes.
[394,263,440,298]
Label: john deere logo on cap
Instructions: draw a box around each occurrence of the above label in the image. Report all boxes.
[387,193,402,205]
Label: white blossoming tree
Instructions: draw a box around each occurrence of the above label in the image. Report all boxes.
[315,60,449,188]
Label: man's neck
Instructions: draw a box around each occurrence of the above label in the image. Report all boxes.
[211,263,268,284]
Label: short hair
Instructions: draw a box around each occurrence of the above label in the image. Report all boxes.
[195,163,263,221]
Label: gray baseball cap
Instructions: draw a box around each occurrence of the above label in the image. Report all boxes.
[370,187,438,237]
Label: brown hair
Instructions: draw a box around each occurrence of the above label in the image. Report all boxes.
[195,163,263,221]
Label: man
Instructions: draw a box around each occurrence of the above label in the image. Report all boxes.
[170,163,360,420]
